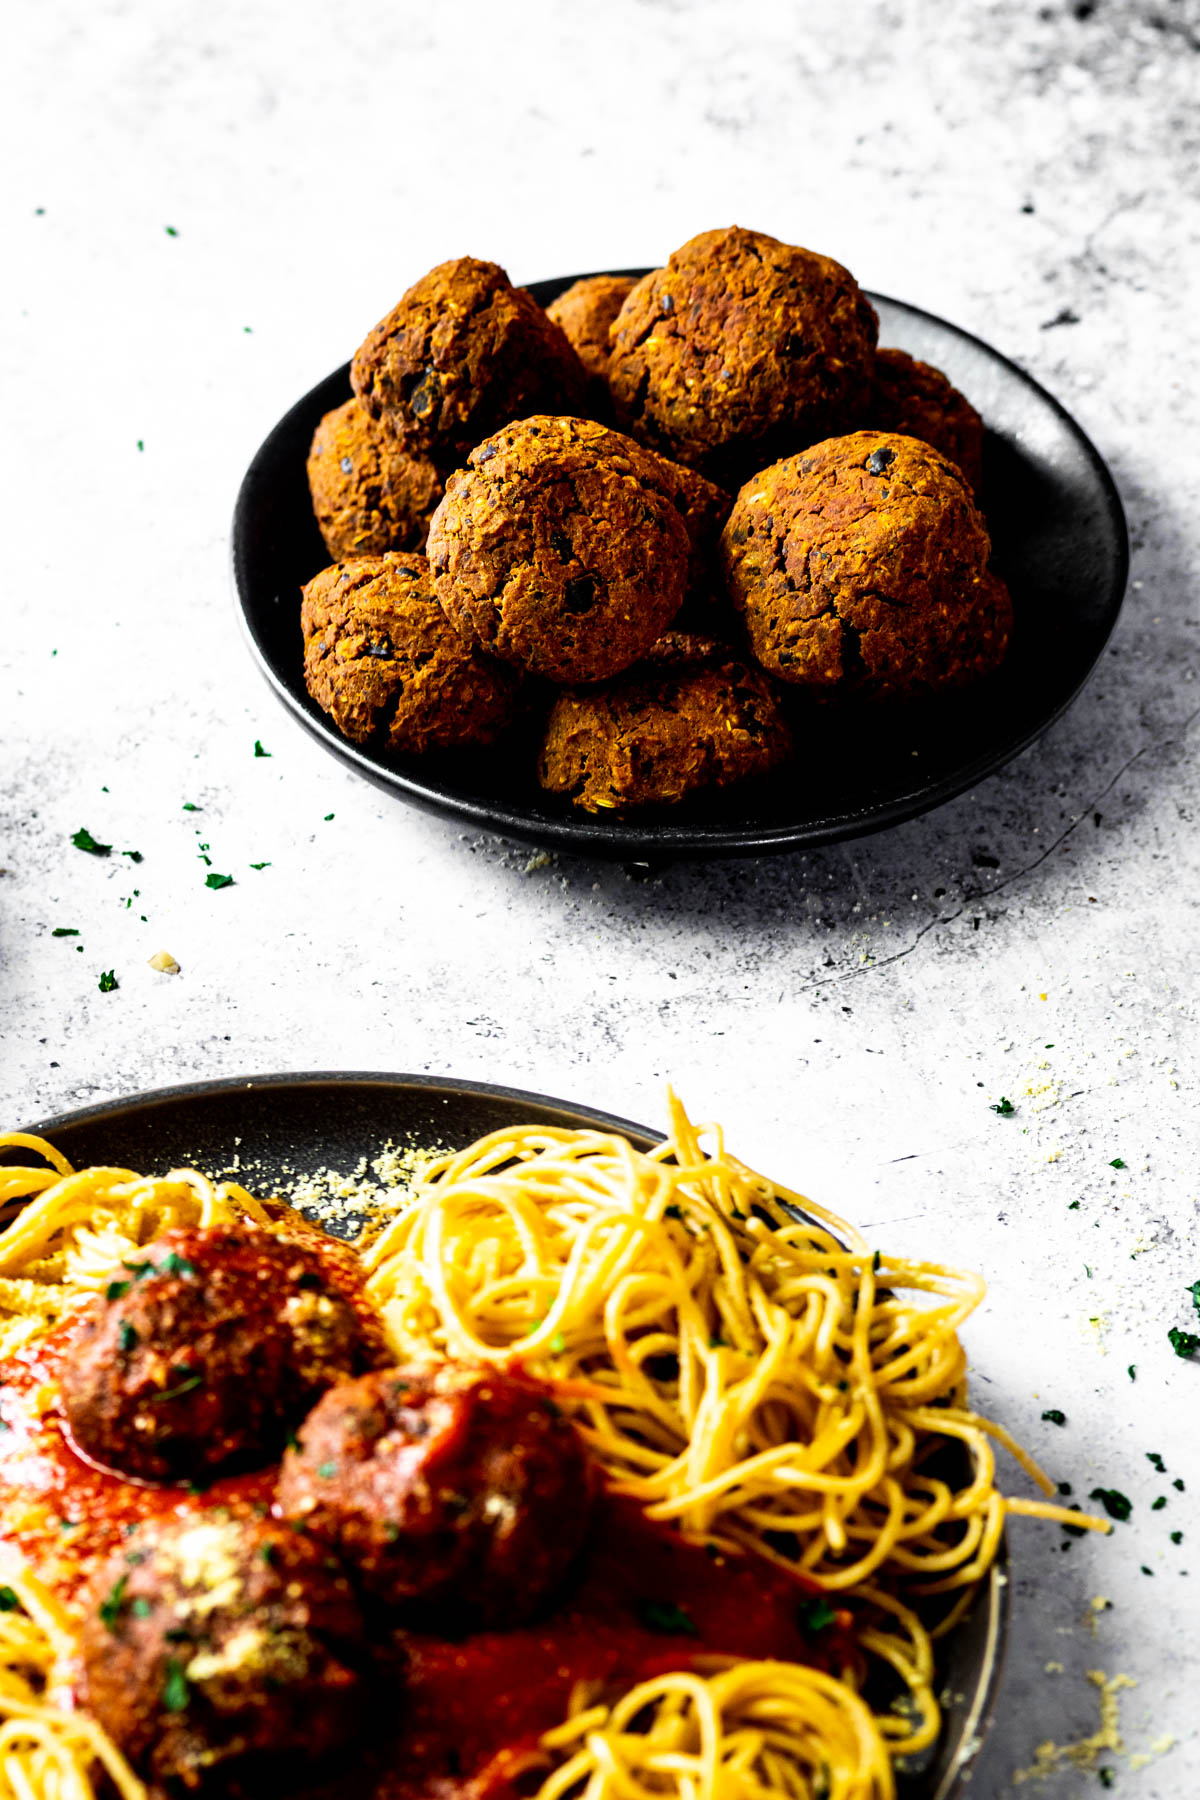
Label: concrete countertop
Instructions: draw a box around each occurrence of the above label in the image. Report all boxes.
[3,1,1198,1791]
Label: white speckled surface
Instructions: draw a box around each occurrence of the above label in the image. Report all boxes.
[4,0,1200,1789]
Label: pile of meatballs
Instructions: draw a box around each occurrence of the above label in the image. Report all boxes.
[302,226,1011,816]
[63,1222,594,1791]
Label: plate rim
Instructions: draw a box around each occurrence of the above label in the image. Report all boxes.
[230,279,1129,860]
[14,1067,1009,1797]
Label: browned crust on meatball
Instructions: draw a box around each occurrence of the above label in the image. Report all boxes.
[545,274,636,383]
[59,1223,385,1483]
[301,552,523,755]
[656,454,733,600]
[607,226,878,482]
[719,431,1009,696]
[276,1364,595,1624]
[538,632,793,813]
[864,349,984,494]
[425,416,690,684]
[79,1514,366,1788]
[307,398,446,559]
[351,257,588,461]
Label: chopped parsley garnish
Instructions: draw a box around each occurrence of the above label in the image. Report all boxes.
[317,1461,337,1479]
[1089,1487,1132,1522]
[323,813,334,821]
[1061,1507,1088,1538]
[1099,1770,1115,1790]
[990,1097,1015,1116]
[254,740,271,758]
[284,1430,300,1451]
[157,1253,197,1278]
[1041,1409,1066,1425]
[162,1658,190,1711]
[164,225,179,237]
[150,1369,203,1404]
[1069,1200,1081,1210]
[205,872,234,890]
[136,439,144,452]
[1141,1565,1154,1576]
[131,1597,151,1618]
[1109,1158,1126,1169]
[182,802,200,811]
[872,1251,881,1273]
[106,1279,131,1301]
[1128,1365,1137,1381]
[99,1575,128,1631]
[72,827,111,856]
[122,849,143,863]
[0,1587,19,1613]
[1058,1482,1073,1496]
[1171,1531,1183,1544]
[548,1331,566,1355]
[250,861,271,870]
[51,927,80,937]
[798,1596,838,1635]
[260,1543,278,1566]
[1147,1453,1166,1472]
[117,1321,139,1353]
[664,1204,685,1220]
[1168,1326,1200,1359]
[1152,1496,1167,1510]
[1174,1478,1186,1491]
[98,970,118,993]
[637,1599,698,1636]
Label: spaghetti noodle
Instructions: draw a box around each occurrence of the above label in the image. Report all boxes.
[0,1106,1105,1800]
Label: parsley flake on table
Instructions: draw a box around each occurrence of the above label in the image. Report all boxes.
[1109,1157,1126,1170]
[136,439,144,452]
[1128,1364,1137,1381]
[98,970,118,993]
[1041,1409,1067,1425]
[1171,1531,1183,1544]
[182,802,200,811]
[254,740,271,758]
[1168,1327,1200,1359]
[51,927,80,937]
[72,827,111,856]
[122,849,143,863]
[324,813,335,821]
[1189,1279,1200,1311]
[1147,1452,1166,1472]
[205,872,234,890]
[1089,1487,1132,1522]
[990,1097,1015,1116]
[1174,1478,1186,1491]
[164,225,179,237]
[249,861,271,870]
[1152,1496,1167,1510]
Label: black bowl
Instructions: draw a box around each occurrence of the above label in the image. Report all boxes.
[12,1070,1008,1800]
[232,273,1128,861]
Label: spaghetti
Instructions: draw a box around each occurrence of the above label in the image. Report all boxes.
[0,1107,1105,1800]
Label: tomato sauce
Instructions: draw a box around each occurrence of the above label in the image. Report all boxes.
[0,1307,850,1800]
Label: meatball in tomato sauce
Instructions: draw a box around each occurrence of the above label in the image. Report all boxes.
[60,1223,385,1483]
[276,1364,595,1625]
[79,1512,367,1790]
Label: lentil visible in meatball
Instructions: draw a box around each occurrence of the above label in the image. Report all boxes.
[720,430,1011,696]
[307,398,445,560]
[425,416,690,684]
[301,552,523,755]
[545,273,636,387]
[60,1223,385,1483]
[538,633,792,814]
[864,349,984,494]
[351,258,588,463]
[276,1364,596,1625]
[608,226,878,482]
[79,1513,367,1790]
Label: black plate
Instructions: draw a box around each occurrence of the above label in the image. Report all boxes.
[13,1071,1007,1800]
[232,274,1127,860]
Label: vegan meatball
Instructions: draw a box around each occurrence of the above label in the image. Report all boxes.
[426,416,691,685]
[60,1223,384,1483]
[276,1364,595,1625]
[538,633,792,814]
[720,431,1012,696]
[864,349,984,494]
[608,226,878,482]
[307,398,445,560]
[79,1513,366,1789]
[301,553,523,755]
[351,257,588,463]
[545,273,636,385]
